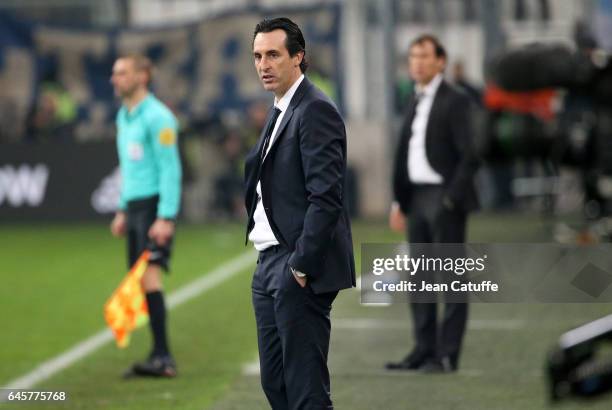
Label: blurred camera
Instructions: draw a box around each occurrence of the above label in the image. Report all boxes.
[548,314,612,402]
[482,42,612,219]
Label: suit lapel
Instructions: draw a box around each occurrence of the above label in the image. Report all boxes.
[403,95,420,141]
[254,108,277,159]
[244,107,276,201]
[269,107,293,151]
[262,77,311,163]
[425,80,448,140]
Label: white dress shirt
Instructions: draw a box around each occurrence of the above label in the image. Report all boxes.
[408,73,444,184]
[249,74,305,251]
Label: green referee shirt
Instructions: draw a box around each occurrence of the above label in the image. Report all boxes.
[116,93,182,219]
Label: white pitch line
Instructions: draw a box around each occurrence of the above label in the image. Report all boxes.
[1,250,256,395]
[166,251,256,309]
[242,357,261,376]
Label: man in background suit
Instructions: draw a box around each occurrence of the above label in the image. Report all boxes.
[245,17,355,409]
[386,34,479,373]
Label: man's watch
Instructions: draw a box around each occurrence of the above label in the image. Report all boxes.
[290,266,307,278]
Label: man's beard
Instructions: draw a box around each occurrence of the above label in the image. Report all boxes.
[117,85,138,99]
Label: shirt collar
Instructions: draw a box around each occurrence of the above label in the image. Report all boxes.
[416,73,443,98]
[274,74,305,113]
[124,93,151,118]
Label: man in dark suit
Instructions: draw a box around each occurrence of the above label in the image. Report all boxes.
[386,34,479,373]
[245,17,355,409]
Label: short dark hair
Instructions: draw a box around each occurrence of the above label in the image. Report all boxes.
[253,17,309,73]
[410,34,447,59]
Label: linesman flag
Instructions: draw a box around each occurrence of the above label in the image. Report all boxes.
[104,250,150,348]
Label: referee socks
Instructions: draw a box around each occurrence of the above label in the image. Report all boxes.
[145,291,171,357]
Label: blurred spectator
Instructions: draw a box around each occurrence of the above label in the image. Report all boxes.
[307,55,338,103]
[25,86,71,142]
[25,82,77,142]
[244,99,270,149]
[208,98,275,220]
[211,129,245,219]
[46,83,77,125]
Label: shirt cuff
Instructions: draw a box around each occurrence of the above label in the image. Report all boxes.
[290,266,307,277]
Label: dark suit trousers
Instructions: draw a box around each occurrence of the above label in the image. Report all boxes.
[407,184,468,367]
[252,245,338,410]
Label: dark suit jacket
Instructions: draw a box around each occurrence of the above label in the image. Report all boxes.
[393,80,480,214]
[244,77,356,294]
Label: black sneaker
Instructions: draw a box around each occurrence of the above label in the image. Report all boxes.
[124,355,177,379]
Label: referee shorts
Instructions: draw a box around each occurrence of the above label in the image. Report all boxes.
[126,195,173,272]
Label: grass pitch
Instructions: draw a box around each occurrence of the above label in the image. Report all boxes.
[1,214,611,409]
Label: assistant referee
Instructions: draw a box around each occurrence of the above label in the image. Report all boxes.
[109,54,182,378]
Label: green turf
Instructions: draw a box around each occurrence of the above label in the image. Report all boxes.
[211,213,612,410]
[17,268,258,410]
[0,223,254,409]
[2,214,612,409]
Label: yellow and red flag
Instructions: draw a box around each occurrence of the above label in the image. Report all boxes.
[104,250,150,348]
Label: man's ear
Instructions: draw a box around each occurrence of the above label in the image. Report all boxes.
[137,70,150,86]
[437,58,447,73]
[135,70,145,85]
[294,51,304,68]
